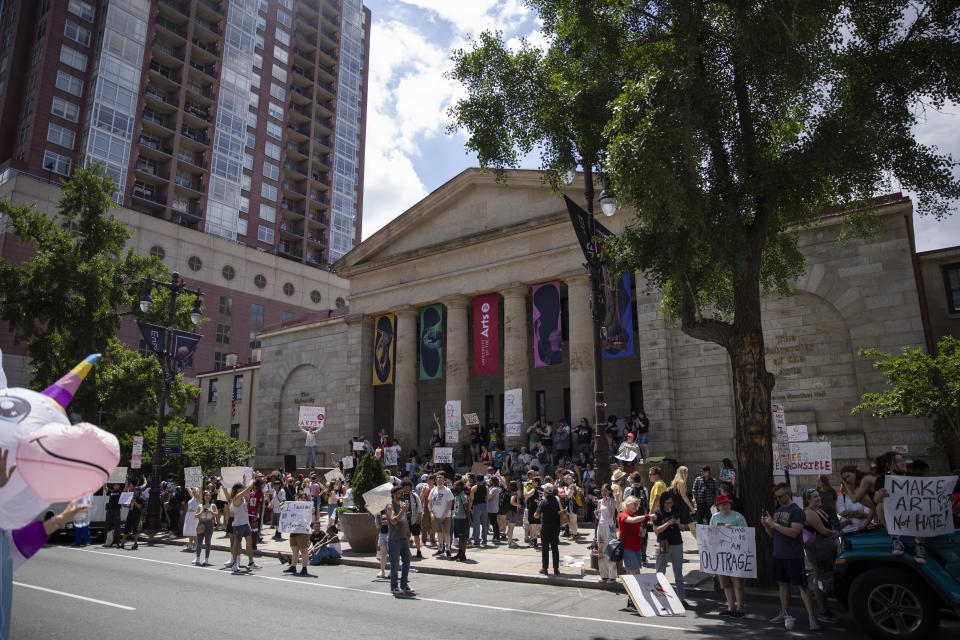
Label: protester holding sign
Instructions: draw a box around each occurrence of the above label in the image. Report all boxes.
[707,495,748,617]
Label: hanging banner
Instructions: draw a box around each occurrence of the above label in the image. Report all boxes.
[504,388,523,437]
[696,525,758,579]
[444,400,461,444]
[298,406,326,429]
[171,330,202,370]
[531,281,563,367]
[472,293,499,374]
[372,313,396,386]
[419,304,444,380]
[601,271,635,359]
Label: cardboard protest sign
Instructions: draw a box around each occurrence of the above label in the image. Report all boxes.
[184,466,204,489]
[504,388,523,437]
[362,482,394,515]
[463,413,480,426]
[107,466,127,485]
[298,405,325,429]
[352,441,365,452]
[471,462,489,477]
[616,449,638,462]
[778,424,808,442]
[278,501,313,534]
[445,425,459,443]
[696,525,758,579]
[131,436,143,469]
[341,456,354,470]
[620,573,685,616]
[118,492,134,506]
[383,446,398,467]
[433,447,454,464]
[220,466,253,487]
[773,441,832,474]
[883,475,956,538]
[444,400,462,443]
[324,468,345,484]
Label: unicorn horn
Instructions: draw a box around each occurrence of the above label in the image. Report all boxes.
[41,353,101,411]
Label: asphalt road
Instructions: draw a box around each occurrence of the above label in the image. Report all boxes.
[10,541,959,639]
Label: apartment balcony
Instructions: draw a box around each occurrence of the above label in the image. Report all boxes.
[180,125,209,148]
[141,108,174,134]
[177,150,206,171]
[144,84,178,111]
[284,160,307,176]
[278,241,302,259]
[152,38,184,66]
[306,251,325,266]
[314,117,333,136]
[196,0,224,19]
[280,201,305,218]
[132,183,167,206]
[306,232,326,246]
[292,64,314,81]
[315,81,335,101]
[283,181,306,196]
[286,122,310,142]
[278,221,303,238]
[183,101,212,123]
[171,198,203,217]
[155,15,187,41]
[148,59,181,87]
[138,135,173,157]
[312,135,332,152]
[134,159,170,180]
[189,59,218,80]
[194,16,222,38]
[191,37,219,62]
[290,85,313,104]
[288,101,311,122]
[293,46,314,65]
[309,189,329,205]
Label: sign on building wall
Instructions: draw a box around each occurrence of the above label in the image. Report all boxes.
[532,281,563,367]
[419,304,444,380]
[504,388,523,437]
[372,313,395,386]
[472,293,499,374]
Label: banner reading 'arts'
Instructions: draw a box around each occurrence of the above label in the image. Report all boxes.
[472,293,499,374]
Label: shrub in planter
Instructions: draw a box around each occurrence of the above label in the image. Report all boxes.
[349,451,388,513]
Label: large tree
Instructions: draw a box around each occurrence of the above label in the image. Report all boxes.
[448,0,960,577]
[0,165,200,429]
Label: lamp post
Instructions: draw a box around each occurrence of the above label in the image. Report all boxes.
[139,271,203,530]
[565,164,617,487]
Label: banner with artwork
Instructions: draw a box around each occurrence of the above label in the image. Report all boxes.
[472,293,499,374]
[419,304,444,380]
[504,388,523,437]
[600,270,634,359]
[372,313,395,386]
[444,400,462,444]
[531,281,562,367]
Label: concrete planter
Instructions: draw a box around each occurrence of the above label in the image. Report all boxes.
[339,511,377,553]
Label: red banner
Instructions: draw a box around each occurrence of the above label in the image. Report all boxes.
[472,293,499,374]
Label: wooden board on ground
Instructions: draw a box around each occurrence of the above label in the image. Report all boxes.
[620,573,685,616]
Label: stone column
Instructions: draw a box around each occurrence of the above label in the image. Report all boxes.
[344,314,375,444]
[502,284,530,447]
[443,295,471,459]
[565,272,595,427]
[392,306,419,447]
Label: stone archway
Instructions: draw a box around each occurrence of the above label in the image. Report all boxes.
[276,363,321,461]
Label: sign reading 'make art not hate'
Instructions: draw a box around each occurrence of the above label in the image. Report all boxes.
[883,476,956,538]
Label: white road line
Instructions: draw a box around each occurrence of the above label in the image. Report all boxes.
[63,547,689,632]
[13,581,136,610]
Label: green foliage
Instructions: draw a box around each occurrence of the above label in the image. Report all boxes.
[118,419,256,480]
[348,451,388,513]
[852,336,960,454]
[0,165,202,427]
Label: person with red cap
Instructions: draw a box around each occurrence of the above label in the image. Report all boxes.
[710,494,748,617]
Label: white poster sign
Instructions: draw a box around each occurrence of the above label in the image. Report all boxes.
[433,447,454,464]
[771,403,786,430]
[883,475,956,538]
[362,482,395,516]
[892,444,909,454]
[773,441,832,474]
[278,501,313,534]
[696,525,758,579]
[131,436,143,469]
[383,445,398,467]
[504,388,523,437]
[444,400,462,443]
[620,573,685,616]
[341,456,354,470]
[463,412,480,426]
[353,441,365,452]
[220,466,253,487]
[324,468,345,484]
[184,466,204,489]
[118,492,134,506]
[778,424,809,442]
[298,405,326,429]
[107,466,127,485]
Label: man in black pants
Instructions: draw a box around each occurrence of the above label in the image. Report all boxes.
[536,483,562,575]
[103,483,123,547]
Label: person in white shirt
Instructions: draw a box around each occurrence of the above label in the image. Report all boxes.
[428,473,455,558]
[836,490,869,534]
[299,425,319,468]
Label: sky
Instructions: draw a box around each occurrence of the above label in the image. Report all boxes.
[359,1,960,252]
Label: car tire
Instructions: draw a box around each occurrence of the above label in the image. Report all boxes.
[848,567,939,640]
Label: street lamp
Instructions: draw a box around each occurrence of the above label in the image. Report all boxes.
[139,271,203,530]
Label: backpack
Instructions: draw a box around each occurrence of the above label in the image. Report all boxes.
[574,487,583,507]
[629,482,649,513]
[499,489,511,513]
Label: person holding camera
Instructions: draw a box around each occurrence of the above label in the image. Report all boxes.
[386,484,415,596]
[653,491,690,607]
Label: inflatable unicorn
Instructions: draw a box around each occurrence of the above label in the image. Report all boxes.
[0,352,120,638]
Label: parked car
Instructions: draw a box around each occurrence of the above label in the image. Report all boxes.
[834,528,960,640]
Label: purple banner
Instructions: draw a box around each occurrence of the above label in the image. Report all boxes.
[532,281,563,367]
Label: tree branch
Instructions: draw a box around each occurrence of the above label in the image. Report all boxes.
[679,275,735,347]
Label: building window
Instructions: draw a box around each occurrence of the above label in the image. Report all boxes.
[275,28,289,47]
[218,296,232,316]
[264,141,280,160]
[246,111,257,128]
[51,96,79,122]
[42,150,71,175]
[59,45,87,71]
[187,256,202,272]
[47,123,75,149]
[269,82,285,102]
[243,154,253,170]
[214,352,226,371]
[238,218,248,235]
[282,282,294,297]
[56,70,84,96]
[32,45,43,66]
[250,303,264,324]
[68,0,95,22]
[18,124,30,144]
[150,245,165,260]
[258,225,274,243]
[268,101,284,121]
[281,310,293,322]
[266,121,282,140]
[260,204,276,222]
[273,45,288,64]
[263,162,279,180]
[215,323,231,345]
[240,195,249,212]
[222,264,235,280]
[276,9,292,29]
[943,263,960,314]
[271,64,287,84]
[37,20,47,41]
[233,375,243,402]
[335,296,346,308]
[253,53,262,69]
[63,20,91,47]
[310,290,322,304]
[261,183,277,201]
[28,71,38,91]
[230,424,240,439]
[249,329,261,348]
[208,379,218,403]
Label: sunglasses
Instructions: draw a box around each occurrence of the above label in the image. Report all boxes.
[774,492,790,499]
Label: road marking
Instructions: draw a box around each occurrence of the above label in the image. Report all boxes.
[13,581,136,610]
[63,548,689,632]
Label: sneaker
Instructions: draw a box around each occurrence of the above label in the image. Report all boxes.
[401,586,415,595]
[681,600,692,608]
[432,549,444,557]
[817,611,839,624]
[624,600,637,611]
[191,558,199,565]
[539,568,548,575]
[391,588,403,596]
[232,565,243,574]
[733,611,745,618]
[299,567,311,577]
[770,611,786,624]
[553,568,560,575]
[416,550,423,559]
[283,566,297,574]
[915,542,927,564]
[808,615,820,631]
[248,562,262,569]
[892,537,905,556]
[784,615,796,631]
[224,559,236,567]
[719,609,735,616]
[377,571,386,579]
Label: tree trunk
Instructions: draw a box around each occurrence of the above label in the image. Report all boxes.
[728,327,776,587]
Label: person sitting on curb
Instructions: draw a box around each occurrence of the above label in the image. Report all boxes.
[309,524,342,565]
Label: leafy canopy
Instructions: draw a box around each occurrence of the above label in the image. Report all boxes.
[0,165,201,427]
[852,336,960,454]
[118,419,256,480]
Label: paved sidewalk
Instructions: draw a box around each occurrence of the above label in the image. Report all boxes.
[152,522,718,594]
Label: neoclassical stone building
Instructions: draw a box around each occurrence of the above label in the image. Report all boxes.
[253,169,932,474]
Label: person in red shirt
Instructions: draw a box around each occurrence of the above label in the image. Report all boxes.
[248,478,264,549]
[618,495,656,611]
